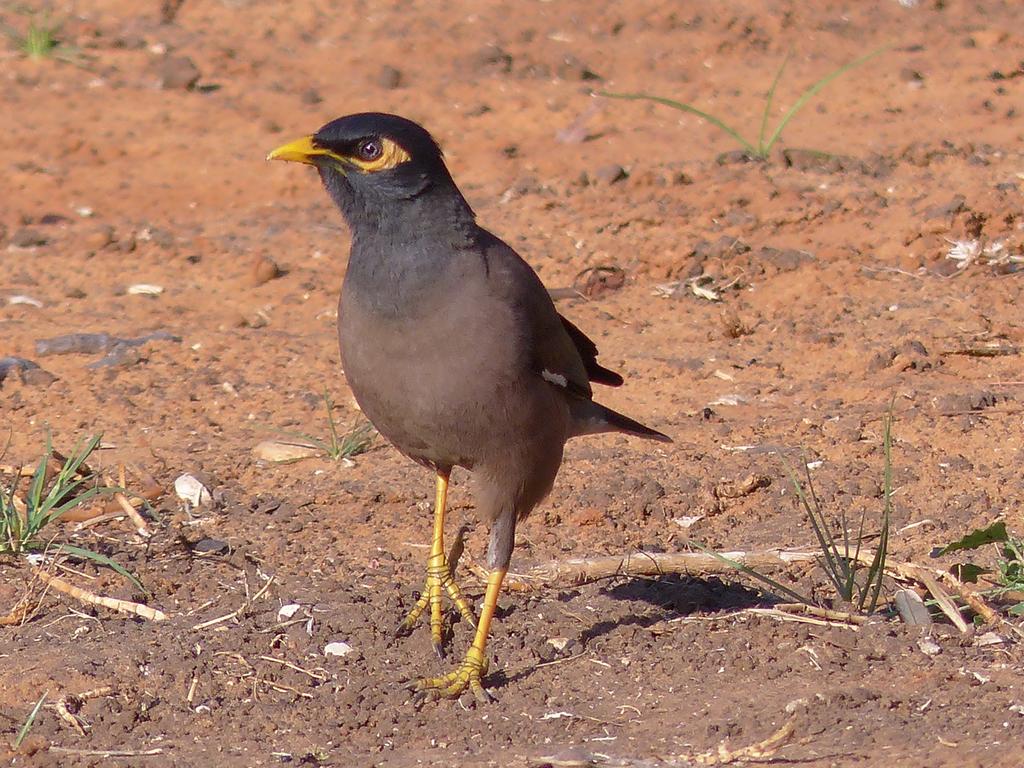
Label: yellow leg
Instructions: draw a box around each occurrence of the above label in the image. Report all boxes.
[412,567,506,704]
[399,471,477,656]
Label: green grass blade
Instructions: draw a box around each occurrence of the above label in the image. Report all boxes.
[265,429,329,455]
[322,390,341,458]
[26,442,50,514]
[689,540,813,604]
[864,401,895,613]
[849,505,870,604]
[803,463,842,567]
[63,434,102,478]
[937,521,1009,555]
[42,485,109,526]
[758,54,790,154]
[13,691,47,748]
[764,46,888,153]
[599,91,757,155]
[2,481,21,552]
[785,461,845,596]
[337,422,374,459]
[55,544,145,593]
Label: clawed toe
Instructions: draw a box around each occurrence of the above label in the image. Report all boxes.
[409,649,495,704]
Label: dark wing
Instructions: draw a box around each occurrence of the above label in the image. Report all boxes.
[474,228,672,444]
[558,315,624,388]
[475,230,593,400]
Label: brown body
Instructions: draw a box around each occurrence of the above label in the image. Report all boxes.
[270,113,669,701]
[339,241,568,526]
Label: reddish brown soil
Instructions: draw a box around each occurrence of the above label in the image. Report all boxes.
[3,1,1024,766]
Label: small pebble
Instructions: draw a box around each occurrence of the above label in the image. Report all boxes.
[84,225,115,250]
[546,637,570,652]
[9,228,48,248]
[153,55,200,90]
[8,295,43,307]
[469,44,512,73]
[376,65,403,89]
[593,163,627,184]
[324,641,353,657]
[917,637,942,657]
[192,537,229,555]
[249,254,281,286]
[0,357,56,387]
[174,473,213,507]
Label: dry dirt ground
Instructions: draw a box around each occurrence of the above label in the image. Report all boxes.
[2,1,1024,766]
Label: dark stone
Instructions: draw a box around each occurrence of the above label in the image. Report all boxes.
[376,65,403,90]
[923,194,966,220]
[10,228,48,248]
[593,163,628,184]
[153,55,200,90]
[469,44,512,74]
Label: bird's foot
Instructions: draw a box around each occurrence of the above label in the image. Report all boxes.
[410,645,494,704]
[397,553,477,657]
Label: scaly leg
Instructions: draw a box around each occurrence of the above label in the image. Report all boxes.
[399,470,477,657]
[412,566,506,703]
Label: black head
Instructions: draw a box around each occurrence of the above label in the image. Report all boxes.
[268,113,473,232]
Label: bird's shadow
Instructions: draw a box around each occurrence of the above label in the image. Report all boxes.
[494,574,767,690]
[583,573,766,641]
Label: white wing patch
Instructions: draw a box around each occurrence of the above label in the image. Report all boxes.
[541,369,568,388]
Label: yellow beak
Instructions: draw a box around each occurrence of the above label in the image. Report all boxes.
[266,135,338,165]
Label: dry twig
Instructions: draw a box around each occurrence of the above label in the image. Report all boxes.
[33,566,167,621]
[192,575,275,630]
[488,547,1011,634]
[50,683,115,736]
[49,747,162,757]
[476,549,823,591]
[691,714,797,765]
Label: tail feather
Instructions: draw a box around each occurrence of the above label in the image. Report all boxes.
[569,400,672,443]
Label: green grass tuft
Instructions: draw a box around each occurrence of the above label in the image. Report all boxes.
[695,400,894,614]
[2,13,86,65]
[20,17,59,59]
[1,434,142,590]
[601,47,888,161]
[939,521,1024,617]
[786,401,893,614]
[273,390,375,462]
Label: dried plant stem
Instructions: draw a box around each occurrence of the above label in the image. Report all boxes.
[53,698,86,735]
[0,595,34,626]
[191,575,275,630]
[772,602,869,624]
[692,713,797,765]
[50,686,113,736]
[102,468,150,535]
[488,547,1009,633]
[480,549,823,590]
[59,472,161,526]
[49,747,163,757]
[33,566,167,621]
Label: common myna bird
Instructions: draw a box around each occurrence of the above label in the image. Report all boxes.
[269,113,670,702]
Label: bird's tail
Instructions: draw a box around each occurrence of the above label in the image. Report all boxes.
[569,400,672,443]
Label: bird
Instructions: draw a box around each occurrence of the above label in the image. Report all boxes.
[268,113,671,703]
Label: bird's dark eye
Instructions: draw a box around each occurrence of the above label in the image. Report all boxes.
[357,139,383,161]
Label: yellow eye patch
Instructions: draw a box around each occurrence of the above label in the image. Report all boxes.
[348,138,411,173]
[268,135,411,173]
